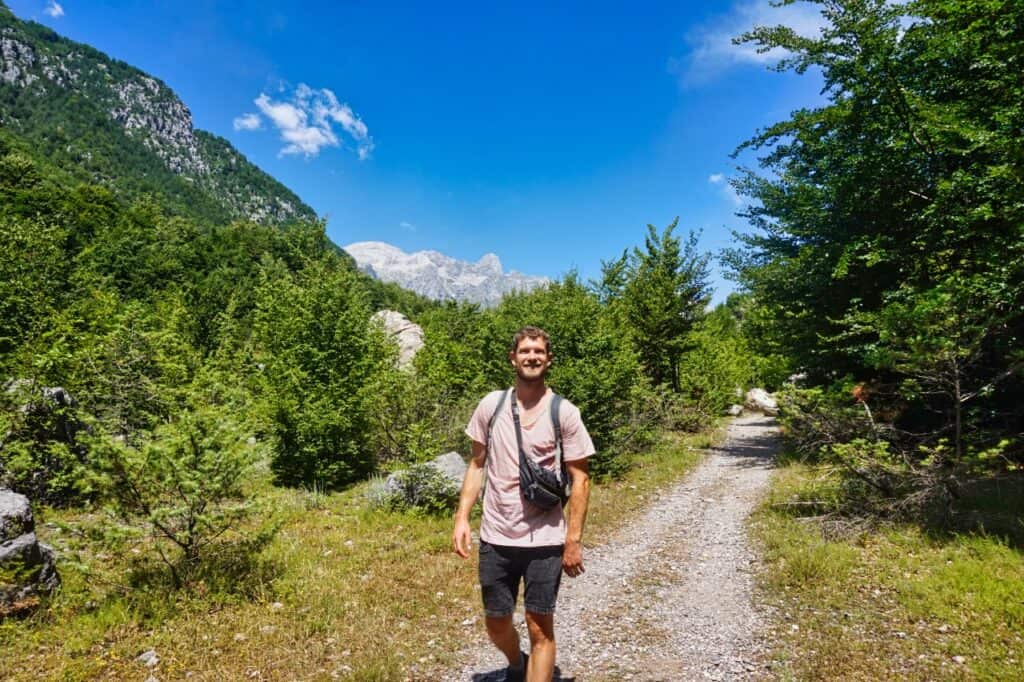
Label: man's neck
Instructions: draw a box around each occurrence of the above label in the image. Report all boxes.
[514,378,548,407]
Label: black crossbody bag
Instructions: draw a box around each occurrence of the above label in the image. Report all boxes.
[511,389,570,510]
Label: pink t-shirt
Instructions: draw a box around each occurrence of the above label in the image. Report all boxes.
[466,389,595,547]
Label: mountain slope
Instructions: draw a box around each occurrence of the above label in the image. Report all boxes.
[344,241,548,306]
[0,3,314,225]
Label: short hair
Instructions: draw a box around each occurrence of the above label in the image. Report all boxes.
[511,326,551,353]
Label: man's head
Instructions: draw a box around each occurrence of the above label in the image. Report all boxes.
[509,326,552,384]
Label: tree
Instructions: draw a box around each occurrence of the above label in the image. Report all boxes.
[614,219,711,390]
[252,256,391,488]
[730,0,1024,466]
[89,379,260,588]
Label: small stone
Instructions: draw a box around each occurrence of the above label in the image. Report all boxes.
[271,601,284,610]
[136,649,159,667]
[952,655,966,664]
[234,632,247,642]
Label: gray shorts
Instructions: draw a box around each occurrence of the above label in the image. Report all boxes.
[478,540,564,617]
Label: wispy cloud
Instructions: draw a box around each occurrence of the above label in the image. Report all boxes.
[672,0,825,85]
[399,221,417,232]
[43,1,64,18]
[709,172,743,206]
[233,113,262,131]
[237,84,374,160]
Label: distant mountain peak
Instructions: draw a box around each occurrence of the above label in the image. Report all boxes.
[344,241,548,306]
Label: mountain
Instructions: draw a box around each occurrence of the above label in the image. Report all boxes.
[0,3,315,225]
[344,241,548,307]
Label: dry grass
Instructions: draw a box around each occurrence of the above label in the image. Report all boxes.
[2,425,724,681]
[754,462,1024,681]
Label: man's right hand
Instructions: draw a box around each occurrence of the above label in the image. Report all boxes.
[452,517,473,558]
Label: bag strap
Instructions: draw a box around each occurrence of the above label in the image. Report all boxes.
[510,389,564,484]
[550,393,564,473]
[485,388,510,460]
[482,389,511,505]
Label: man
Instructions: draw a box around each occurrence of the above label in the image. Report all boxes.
[452,326,594,682]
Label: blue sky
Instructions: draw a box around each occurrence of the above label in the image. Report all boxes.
[12,0,827,302]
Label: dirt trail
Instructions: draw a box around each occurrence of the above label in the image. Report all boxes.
[444,413,779,681]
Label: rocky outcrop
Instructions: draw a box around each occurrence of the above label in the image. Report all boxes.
[0,13,315,225]
[346,241,548,307]
[0,490,59,616]
[371,310,424,369]
[744,388,779,416]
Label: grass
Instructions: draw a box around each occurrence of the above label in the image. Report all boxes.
[754,461,1024,681]
[2,424,724,681]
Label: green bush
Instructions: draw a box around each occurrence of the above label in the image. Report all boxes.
[373,464,460,516]
[253,258,391,489]
[89,387,263,588]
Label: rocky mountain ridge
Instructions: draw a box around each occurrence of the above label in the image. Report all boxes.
[344,241,548,307]
[0,4,314,225]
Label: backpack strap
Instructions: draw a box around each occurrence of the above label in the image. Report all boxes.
[485,389,510,461]
[550,393,564,471]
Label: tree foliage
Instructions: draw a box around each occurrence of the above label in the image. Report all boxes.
[729,0,1024,477]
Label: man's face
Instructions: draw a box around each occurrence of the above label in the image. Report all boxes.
[509,335,552,383]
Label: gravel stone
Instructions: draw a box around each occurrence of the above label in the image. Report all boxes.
[443,414,779,681]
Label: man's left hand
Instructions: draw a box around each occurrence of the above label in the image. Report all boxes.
[563,539,585,577]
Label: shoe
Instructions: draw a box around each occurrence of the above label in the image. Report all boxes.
[505,651,528,682]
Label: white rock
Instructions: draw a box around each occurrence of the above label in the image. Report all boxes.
[744,388,779,416]
[136,649,159,667]
[370,309,424,369]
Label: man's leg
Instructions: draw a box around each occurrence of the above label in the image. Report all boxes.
[524,610,555,681]
[484,614,522,665]
[521,545,564,681]
[479,542,524,669]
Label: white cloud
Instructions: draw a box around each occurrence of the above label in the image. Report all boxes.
[674,0,826,85]
[44,1,64,18]
[233,113,262,131]
[249,84,374,159]
[399,221,417,232]
[709,172,743,206]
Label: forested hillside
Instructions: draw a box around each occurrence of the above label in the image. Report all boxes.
[0,2,314,225]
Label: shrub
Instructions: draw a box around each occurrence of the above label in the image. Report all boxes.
[89,393,263,588]
[371,464,460,516]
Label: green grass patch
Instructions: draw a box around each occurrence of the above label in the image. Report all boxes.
[0,425,723,680]
[754,461,1024,681]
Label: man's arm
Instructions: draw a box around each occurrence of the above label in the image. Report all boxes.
[562,458,591,577]
[452,440,487,559]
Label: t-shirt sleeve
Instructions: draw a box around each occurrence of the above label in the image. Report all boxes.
[466,390,502,446]
[561,401,596,462]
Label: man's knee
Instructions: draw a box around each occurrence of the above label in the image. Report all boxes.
[485,613,515,637]
[524,610,555,643]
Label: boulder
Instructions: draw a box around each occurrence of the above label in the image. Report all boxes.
[371,310,425,370]
[726,404,744,417]
[383,451,466,495]
[744,388,779,416]
[0,490,59,616]
[424,451,467,488]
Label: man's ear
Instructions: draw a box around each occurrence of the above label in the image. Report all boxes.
[508,350,516,365]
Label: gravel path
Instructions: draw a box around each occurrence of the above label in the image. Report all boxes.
[444,413,779,682]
